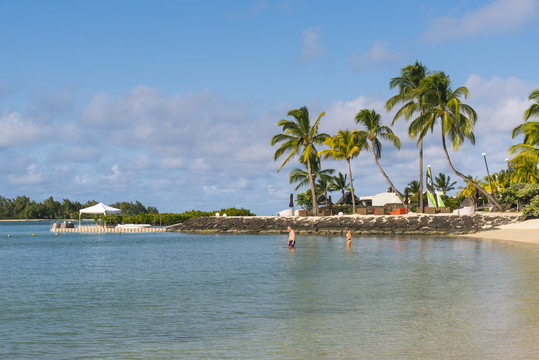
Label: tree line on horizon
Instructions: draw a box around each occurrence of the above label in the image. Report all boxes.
[0,195,255,224]
[0,196,159,220]
[271,61,539,218]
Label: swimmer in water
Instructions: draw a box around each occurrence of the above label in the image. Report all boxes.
[287,226,295,248]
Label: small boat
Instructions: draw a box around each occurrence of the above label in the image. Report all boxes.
[115,224,152,229]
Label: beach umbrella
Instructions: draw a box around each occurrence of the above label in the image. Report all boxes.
[289,194,294,208]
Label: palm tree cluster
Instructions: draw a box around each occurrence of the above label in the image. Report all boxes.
[272,63,538,214]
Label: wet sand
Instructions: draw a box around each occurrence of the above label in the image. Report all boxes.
[460,218,539,245]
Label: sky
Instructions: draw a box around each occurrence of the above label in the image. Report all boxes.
[1,0,538,215]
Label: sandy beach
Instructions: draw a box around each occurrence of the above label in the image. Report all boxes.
[460,218,539,245]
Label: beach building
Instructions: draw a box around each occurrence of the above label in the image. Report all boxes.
[359,191,402,207]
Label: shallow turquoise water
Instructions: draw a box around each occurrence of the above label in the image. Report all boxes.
[1,221,538,359]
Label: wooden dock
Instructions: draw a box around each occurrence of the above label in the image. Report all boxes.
[51,226,166,233]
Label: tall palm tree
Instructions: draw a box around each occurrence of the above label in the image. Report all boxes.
[386,61,429,212]
[289,154,335,191]
[434,172,457,194]
[271,106,329,214]
[318,129,367,214]
[410,72,503,210]
[524,88,539,121]
[329,172,349,199]
[355,109,404,204]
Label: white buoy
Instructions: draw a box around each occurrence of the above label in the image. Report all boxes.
[215,212,220,217]
[223,214,227,217]
[338,212,343,216]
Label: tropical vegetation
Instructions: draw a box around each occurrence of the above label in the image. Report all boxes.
[386,61,429,213]
[271,71,538,218]
[318,129,366,214]
[434,173,457,194]
[271,106,329,214]
[355,109,404,204]
[0,195,255,225]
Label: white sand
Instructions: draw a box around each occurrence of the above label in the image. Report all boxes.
[460,218,539,245]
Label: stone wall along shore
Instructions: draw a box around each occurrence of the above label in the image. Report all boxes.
[166,213,522,235]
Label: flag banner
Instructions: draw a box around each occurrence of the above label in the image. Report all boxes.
[426,167,438,208]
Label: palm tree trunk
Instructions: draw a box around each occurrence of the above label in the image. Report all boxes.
[347,158,356,214]
[371,140,405,204]
[441,134,503,211]
[419,139,424,213]
[307,157,318,214]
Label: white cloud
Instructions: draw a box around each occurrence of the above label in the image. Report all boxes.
[8,164,44,185]
[299,26,326,62]
[0,110,53,147]
[422,0,539,43]
[102,164,121,180]
[323,95,387,133]
[349,41,404,72]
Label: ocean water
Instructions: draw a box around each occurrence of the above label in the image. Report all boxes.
[1,221,538,359]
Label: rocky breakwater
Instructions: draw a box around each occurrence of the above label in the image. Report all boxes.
[166,213,522,235]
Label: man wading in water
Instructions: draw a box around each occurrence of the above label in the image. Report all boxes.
[287,226,295,248]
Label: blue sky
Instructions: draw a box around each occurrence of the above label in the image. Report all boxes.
[1,0,538,215]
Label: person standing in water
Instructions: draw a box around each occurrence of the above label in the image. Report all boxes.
[345,227,352,248]
[287,226,295,248]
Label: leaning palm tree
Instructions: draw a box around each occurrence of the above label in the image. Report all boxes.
[271,106,329,214]
[434,172,457,194]
[318,129,367,214]
[355,109,404,204]
[329,172,349,199]
[410,72,503,210]
[386,61,429,212]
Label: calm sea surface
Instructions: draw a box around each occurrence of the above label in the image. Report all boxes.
[1,221,538,359]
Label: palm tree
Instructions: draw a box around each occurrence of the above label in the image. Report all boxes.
[289,154,335,191]
[386,61,429,212]
[508,89,539,184]
[329,172,349,199]
[316,177,331,202]
[458,175,483,202]
[318,129,367,214]
[271,106,329,214]
[434,172,457,194]
[508,121,539,183]
[404,180,420,203]
[524,88,539,121]
[410,72,503,210]
[355,109,404,204]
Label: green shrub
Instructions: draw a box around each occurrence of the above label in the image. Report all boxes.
[516,184,539,203]
[523,195,539,219]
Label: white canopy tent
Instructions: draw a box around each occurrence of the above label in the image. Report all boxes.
[79,202,121,227]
